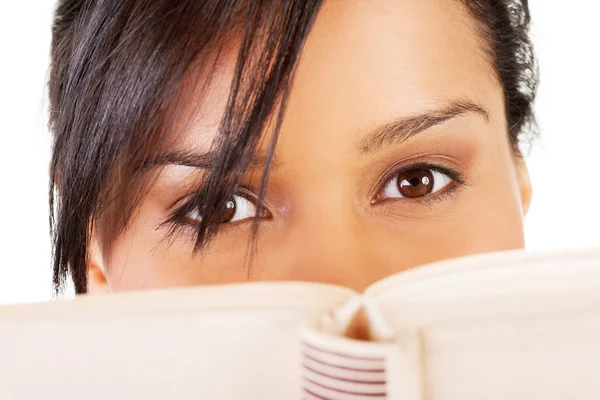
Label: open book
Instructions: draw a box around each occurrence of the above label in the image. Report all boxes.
[1,249,600,399]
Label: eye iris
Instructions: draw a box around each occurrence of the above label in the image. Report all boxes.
[221,199,237,222]
[397,169,434,198]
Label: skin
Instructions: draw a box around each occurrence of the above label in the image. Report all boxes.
[88,0,532,294]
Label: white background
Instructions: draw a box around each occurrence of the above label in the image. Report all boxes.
[0,1,598,305]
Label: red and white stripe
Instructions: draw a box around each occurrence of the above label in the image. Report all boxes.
[301,341,388,400]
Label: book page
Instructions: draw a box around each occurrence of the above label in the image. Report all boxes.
[0,282,355,399]
[363,249,600,399]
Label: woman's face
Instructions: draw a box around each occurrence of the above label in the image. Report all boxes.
[89,0,531,293]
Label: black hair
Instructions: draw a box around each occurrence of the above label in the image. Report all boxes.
[49,0,538,295]
[460,0,539,153]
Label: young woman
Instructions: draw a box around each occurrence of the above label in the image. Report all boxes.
[49,0,538,295]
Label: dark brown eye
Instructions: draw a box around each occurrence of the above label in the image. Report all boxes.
[397,169,434,198]
[185,194,271,225]
[376,168,453,202]
[221,199,237,223]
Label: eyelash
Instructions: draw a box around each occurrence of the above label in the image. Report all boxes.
[374,162,466,207]
[161,188,269,241]
[165,161,467,237]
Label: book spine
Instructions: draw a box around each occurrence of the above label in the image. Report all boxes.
[299,296,424,399]
[300,332,389,400]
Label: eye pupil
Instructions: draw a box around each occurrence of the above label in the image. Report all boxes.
[221,198,237,222]
[397,169,434,198]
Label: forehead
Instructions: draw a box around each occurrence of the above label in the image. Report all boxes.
[178,0,501,154]
[289,0,496,120]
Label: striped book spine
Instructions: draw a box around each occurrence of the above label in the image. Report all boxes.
[301,341,388,400]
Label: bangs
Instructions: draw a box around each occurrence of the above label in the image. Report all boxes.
[49,0,323,294]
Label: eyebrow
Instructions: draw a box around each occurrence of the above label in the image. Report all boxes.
[359,99,490,153]
[139,149,273,171]
[141,99,489,171]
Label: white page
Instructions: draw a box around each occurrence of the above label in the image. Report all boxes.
[0,282,353,399]
[366,249,600,400]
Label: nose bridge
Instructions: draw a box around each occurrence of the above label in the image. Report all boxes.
[283,187,377,292]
